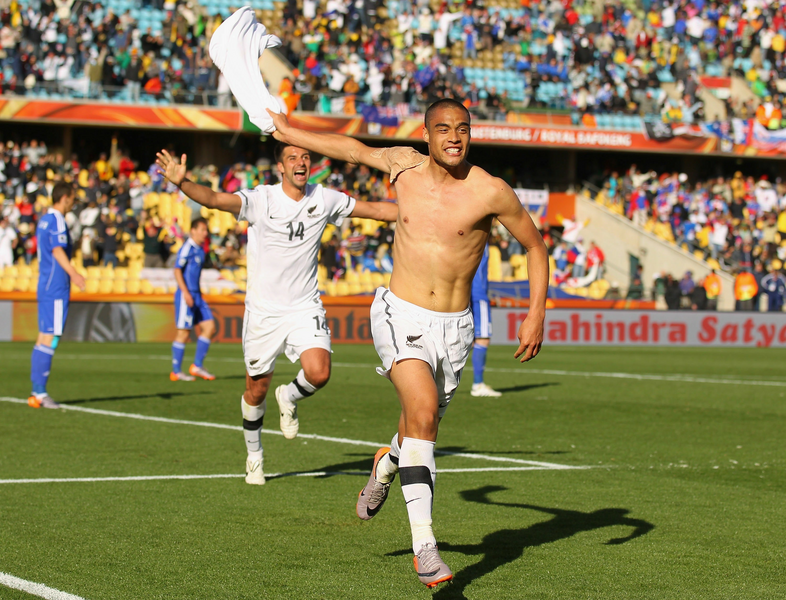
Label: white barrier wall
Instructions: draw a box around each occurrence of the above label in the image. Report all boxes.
[492,308,786,347]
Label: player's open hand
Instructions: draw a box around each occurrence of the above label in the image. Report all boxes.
[156,150,187,186]
[72,272,86,291]
[514,313,544,363]
[266,109,289,141]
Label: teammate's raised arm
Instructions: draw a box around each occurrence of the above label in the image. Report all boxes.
[493,180,549,362]
[156,150,242,216]
[350,200,398,222]
[268,110,393,173]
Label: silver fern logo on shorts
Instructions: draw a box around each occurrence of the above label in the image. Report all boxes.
[406,335,423,349]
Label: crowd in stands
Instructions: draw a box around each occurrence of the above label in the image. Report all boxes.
[0,137,405,293]
[2,0,786,126]
[593,165,786,311]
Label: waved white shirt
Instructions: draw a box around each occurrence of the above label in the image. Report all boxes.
[236,183,356,316]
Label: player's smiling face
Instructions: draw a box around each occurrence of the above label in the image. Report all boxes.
[278,146,311,192]
[423,106,471,168]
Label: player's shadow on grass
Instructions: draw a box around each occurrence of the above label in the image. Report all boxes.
[388,485,654,600]
[308,454,378,478]
[492,381,559,394]
[60,391,213,405]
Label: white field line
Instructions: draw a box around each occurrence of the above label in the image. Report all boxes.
[12,352,786,387]
[0,572,86,600]
[0,465,578,486]
[0,397,580,470]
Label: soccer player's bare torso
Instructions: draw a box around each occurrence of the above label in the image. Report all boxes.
[388,159,501,313]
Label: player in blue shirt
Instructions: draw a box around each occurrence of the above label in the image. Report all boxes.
[170,217,216,381]
[470,243,501,397]
[28,182,86,408]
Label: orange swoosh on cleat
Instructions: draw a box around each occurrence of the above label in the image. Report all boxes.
[27,396,41,408]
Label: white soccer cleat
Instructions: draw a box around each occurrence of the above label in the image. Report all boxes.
[275,384,299,439]
[471,382,502,397]
[170,371,196,382]
[245,458,265,485]
[27,394,61,409]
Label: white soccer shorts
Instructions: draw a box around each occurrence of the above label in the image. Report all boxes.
[370,287,475,417]
[242,306,332,376]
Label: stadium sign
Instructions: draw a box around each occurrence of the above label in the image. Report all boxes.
[493,309,786,347]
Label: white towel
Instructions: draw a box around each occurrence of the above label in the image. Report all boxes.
[209,6,282,133]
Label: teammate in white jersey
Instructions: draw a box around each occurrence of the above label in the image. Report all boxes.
[156,144,397,484]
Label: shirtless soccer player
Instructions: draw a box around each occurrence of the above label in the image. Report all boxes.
[156,144,397,485]
[269,102,549,588]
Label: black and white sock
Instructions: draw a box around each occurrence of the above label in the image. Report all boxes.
[241,395,265,463]
[375,432,401,483]
[284,369,318,403]
[399,437,437,554]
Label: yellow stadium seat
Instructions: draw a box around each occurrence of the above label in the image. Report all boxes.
[126,280,141,294]
[208,286,221,296]
[140,280,154,294]
[221,287,234,295]
[18,265,33,278]
[348,282,363,295]
[114,268,128,280]
[220,269,235,281]
[1,278,15,292]
[345,269,359,283]
[71,282,81,294]
[99,280,114,294]
[112,281,127,294]
[237,280,247,292]
[508,254,525,269]
[324,281,337,296]
[5,266,19,278]
[706,258,721,270]
[153,286,167,294]
[371,272,384,287]
[361,281,376,294]
[144,192,160,210]
[86,266,101,280]
[14,278,31,292]
[335,281,350,296]
[85,280,100,294]
[383,273,391,287]
[167,284,178,294]
[488,245,503,281]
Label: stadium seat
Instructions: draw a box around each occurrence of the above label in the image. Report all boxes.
[114,268,129,280]
[208,286,221,296]
[5,266,19,278]
[99,280,114,294]
[140,280,154,294]
[323,281,337,296]
[18,265,33,278]
[0,278,15,292]
[85,280,100,294]
[112,281,127,294]
[87,266,102,280]
[126,280,141,294]
[335,281,350,296]
[153,286,167,294]
[488,245,503,281]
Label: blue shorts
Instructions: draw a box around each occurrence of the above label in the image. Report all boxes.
[471,298,492,338]
[38,295,70,336]
[175,290,213,330]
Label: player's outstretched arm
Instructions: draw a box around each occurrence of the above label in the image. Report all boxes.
[494,181,549,362]
[350,200,398,222]
[156,150,242,216]
[268,110,392,173]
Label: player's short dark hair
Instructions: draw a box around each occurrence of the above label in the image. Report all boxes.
[425,99,471,129]
[51,181,74,204]
[274,142,309,164]
[191,217,208,231]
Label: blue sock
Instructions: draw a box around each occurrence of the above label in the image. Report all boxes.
[172,342,186,373]
[31,344,55,395]
[472,343,487,385]
[194,336,211,368]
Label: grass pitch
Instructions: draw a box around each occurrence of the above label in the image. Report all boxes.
[0,342,784,599]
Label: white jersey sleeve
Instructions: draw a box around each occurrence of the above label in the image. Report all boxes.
[324,188,356,227]
[235,187,266,224]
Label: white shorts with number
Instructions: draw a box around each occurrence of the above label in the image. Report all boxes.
[370,287,474,417]
[242,306,331,376]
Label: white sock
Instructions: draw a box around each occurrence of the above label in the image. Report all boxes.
[241,395,266,463]
[399,437,437,554]
[284,369,318,403]
[376,432,401,484]
[208,7,282,133]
